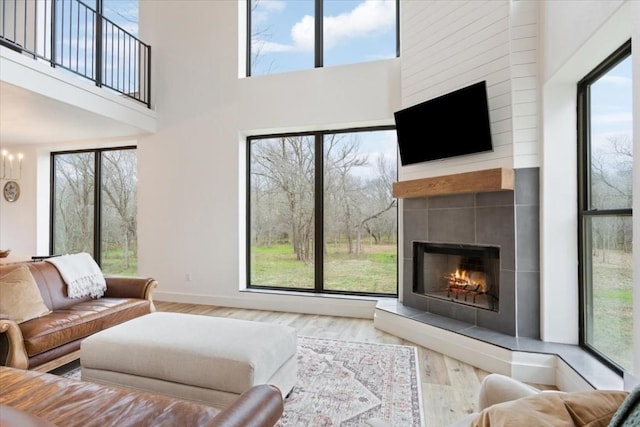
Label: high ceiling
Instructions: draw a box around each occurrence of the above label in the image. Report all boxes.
[0,81,150,146]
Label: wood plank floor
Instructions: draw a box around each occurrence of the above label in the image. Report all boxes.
[155,301,493,426]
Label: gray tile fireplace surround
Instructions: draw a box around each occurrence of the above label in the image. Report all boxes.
[402,167,540,337]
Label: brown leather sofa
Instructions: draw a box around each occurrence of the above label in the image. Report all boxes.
[0,260,156,371]
[0,366,284,427]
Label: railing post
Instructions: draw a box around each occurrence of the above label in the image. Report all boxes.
[50,0,56,67]
[146,46,151,108]
[95,5,102,87]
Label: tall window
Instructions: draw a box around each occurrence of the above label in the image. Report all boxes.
[51,147,138,275]
[578,40,633,373]
[248,0,398,76]
[248,129,398,295]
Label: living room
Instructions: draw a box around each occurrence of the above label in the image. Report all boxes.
[0,0,638,425]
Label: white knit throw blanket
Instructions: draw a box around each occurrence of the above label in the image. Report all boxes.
[45,252,106,298]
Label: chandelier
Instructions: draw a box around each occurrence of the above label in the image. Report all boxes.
[1,149,23,181]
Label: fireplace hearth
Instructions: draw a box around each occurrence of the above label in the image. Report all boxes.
[413,242,499,311]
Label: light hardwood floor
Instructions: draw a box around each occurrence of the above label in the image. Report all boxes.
[155,301,494,427]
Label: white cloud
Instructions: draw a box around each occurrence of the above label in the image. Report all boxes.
[288,0,395,53]
[252,39,295,54]
[290,15,316,52]
[323,0,395,49]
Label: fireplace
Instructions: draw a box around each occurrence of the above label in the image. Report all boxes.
[399,168,541,338]
[413,242,499,311]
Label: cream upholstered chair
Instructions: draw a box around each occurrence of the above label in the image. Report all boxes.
[364,373,634,427]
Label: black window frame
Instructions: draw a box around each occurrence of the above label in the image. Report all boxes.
[246,0,401,77]
[577,39,632,375]
[50,146,136,268]
[246,126,398,297]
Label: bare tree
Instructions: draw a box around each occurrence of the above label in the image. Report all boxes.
[53,150,138,274]
[102,150,137,269]
[590,135,633,261]
[249,0,277,75]
[355,156,397,252]
[324,134,367,254]
[54,153,95,254]
[251,132,398,268]
[252,136,315,261]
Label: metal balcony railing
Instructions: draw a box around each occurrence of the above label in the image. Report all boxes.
[0,0,151,107]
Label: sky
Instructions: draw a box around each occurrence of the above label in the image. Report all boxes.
[591,55,633,148]
[251,0,396,74]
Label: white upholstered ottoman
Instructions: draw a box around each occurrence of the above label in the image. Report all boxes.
[80,312,297,408]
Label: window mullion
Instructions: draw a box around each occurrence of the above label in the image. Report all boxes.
[315,0,322,68]
[94,151,102,267]
[314,133,323,292]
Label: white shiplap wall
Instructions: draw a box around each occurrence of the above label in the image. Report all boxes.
[398,0,539,180]
[509,0,539,169]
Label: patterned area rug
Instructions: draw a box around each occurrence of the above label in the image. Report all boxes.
[280,336,423,427]
[61,336,423,427]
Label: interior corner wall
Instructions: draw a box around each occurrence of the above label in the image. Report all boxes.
[539,0,632,345]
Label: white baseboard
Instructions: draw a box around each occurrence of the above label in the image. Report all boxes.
[154,290,377,319]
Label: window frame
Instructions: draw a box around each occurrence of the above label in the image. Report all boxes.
[246,0,400,77]
[246,126,398,297]
[577,39,632,375]
[50,146,137,268]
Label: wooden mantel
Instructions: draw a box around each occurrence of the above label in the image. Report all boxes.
[392,168,514,199]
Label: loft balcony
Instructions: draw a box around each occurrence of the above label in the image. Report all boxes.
[0,0,155,145]
[0,0,151,107]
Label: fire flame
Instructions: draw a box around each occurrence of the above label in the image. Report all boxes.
[447,269,486,292]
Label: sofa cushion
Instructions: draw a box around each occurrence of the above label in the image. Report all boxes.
[0,265,52,323]
[20,298,151,357]
[563,390,628,426]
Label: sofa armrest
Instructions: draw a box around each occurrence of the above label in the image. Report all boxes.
[210,384,284,427]
[0,317,29,369]
[103,277,157,309]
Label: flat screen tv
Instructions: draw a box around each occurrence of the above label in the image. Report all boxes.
[394,80,493,166]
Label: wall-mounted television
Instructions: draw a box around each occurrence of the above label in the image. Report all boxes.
[394,81,493,166]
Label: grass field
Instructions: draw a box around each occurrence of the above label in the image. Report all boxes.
[590,249,633,371]
[251,242,398,294]
[101,249,138,276]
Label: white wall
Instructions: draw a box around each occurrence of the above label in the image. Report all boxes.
[136,0,400,317]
